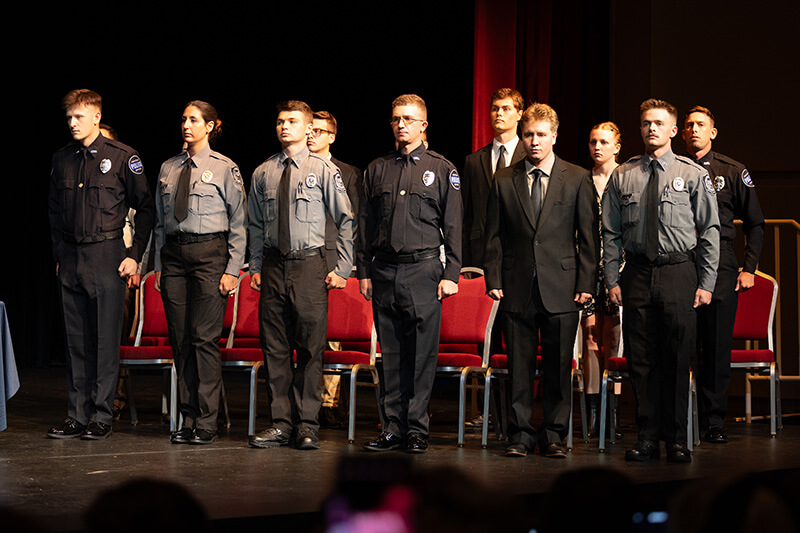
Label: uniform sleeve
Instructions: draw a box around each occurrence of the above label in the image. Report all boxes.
[223,165,247,277]
[601,170,623,290]
[48,157,64,263]
[693,172,721,292]
[124,152,155,263]
[356,166,377,280]
[323,166,355,278]
[440,165,463,283]
[734,168,765,274]
[247,170,266,275]
[153,162,168,272]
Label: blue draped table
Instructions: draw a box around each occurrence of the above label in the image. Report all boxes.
[0,301,20,431]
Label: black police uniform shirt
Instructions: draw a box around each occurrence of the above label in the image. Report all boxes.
[48,133,154,265]
[690,150,765,274]
[357,143,463,282]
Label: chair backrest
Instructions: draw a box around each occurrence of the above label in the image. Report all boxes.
[227,272,261,347]
[134,271,169,344]
[328,277,374,343]
[440,273,499,364]
[732,271,778,349]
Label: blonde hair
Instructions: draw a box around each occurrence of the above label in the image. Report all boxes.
[521,102,559,132]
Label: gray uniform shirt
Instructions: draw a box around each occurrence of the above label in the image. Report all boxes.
[247,146,354,278]
[154,144,247,277]
[602,148,720,292]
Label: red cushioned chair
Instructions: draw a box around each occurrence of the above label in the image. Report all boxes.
[481,314,588,450]
[219,272,264,436]
[119,271,178,432]
[324,276,381,443]
[731,270,782,436]
[598,307,699,452]
[435,269,499,447]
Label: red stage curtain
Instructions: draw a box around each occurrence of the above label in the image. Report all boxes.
[472,0,552,152]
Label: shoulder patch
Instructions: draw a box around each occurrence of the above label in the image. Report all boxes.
[449,169,460,190]
[741,169,754,188]
[232,166,243,187]
[128,155,143,175]
[334,170,346,192]
[702,175,716,195]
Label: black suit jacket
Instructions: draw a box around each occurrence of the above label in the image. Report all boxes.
[483,156,596,315]
[325,156,364,273]
[461,140,526,268]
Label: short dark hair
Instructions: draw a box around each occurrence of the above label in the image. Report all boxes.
[277,100,313,123]
[684,105,716,128]
[313,110,337,136]
[640,98,678,123]
[62,89,102,111]
[491,88,524,111]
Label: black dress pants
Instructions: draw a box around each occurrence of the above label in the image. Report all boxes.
[696,240,739,429]
[621,258,696,444]
[160,237,227,433]
[58,239,127,426]
[259,252,328,434]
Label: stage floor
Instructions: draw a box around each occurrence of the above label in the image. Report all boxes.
[1,367,798,532]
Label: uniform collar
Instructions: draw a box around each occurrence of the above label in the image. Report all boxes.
[76,133,107,157]
[395,142,426,164]
[184,144,211,166]
[644,147,675,171]
[280,145,310,167]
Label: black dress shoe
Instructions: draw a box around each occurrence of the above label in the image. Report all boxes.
[190,429,218,445]
[296,428,320,450]
[665,443,692,463]
[81,421,113,440]
[170,428,194,444]
[543,442,567,459]
[249,427,289,448]
[625,439,660,461]
[362,431,404,452]
[704,426,728,444]
[404,433,428,454]
[504,442,528,457]
[47,417,87,439]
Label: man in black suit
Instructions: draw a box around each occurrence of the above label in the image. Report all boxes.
[462,88,526,269]
[484,103,596,458]
[307,110,364,428]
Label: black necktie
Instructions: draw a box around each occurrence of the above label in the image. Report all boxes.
[174,157,193,222]
[645,160,660,262]
[495,145,507,173]
[73,147,89,239]
[278,157,293,254]
[390,154,412,252]
[531,168,543,222]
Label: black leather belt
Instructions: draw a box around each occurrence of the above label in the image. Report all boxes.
[375,248,440,264]
[627,249,696,267]
[166,232,225,245]
[266,247,323,260]
[63,229,122,244]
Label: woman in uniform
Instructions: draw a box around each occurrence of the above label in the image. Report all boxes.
[582,122,623,437]
[154,100,247,444]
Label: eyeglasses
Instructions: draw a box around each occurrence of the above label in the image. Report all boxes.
[310,128,332,138]
[390,116,424,126]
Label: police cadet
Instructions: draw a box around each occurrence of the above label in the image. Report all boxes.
[154,101,247,445]
[358,94,462,454]
[682,105,765,444]
[247,100,354,451]
[603,98,720,463]
[47,89,155,439]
